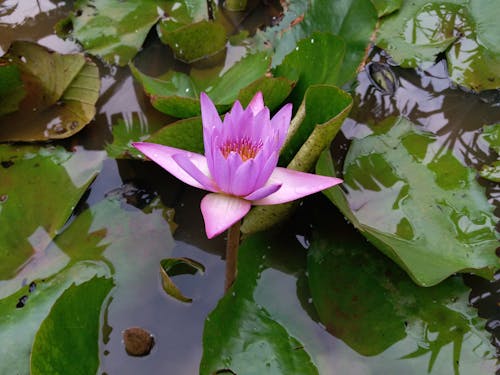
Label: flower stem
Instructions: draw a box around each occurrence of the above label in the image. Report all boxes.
[224,221,241,292]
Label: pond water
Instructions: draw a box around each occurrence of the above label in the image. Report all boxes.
[0,1,498,374]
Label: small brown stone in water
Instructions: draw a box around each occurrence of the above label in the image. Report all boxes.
[122,327,154,356]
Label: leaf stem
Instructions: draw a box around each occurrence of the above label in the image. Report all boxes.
[224,220,241,292]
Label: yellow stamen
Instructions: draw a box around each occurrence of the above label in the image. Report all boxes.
[220,138,262,161]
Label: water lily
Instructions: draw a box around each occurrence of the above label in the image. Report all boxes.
[133,92,342,238]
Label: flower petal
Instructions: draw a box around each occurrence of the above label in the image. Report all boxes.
[271,103,292,148]
[132,142,212,191]
[172,153,218,192]
[248,91,264,115]
[244,183,282,201]
[200,93,222,172]
[252,167,343,205]
[201,193,251,238]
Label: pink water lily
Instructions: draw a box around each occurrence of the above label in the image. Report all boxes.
[133,92,342,238]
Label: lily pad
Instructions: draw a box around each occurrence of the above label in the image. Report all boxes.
[307,219,495,371]
[60,0,169,66]
[106,117,204,159]
[160,257,205,303]
[131,52,292,118]
[0,195,175,373]
[0,63,25,116]
[0,41,100,142]
[376,0,500,91]
[158,20,227,63]
[481,123,499,153]
[241,84,352,234]
[317,117,499,286]
[30,277,114,375]
[252,0,377,83]
[200,233,319,375]
[274,32,346,107]
[0,145,104,280]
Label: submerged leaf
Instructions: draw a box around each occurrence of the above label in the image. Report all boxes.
[317,118,499,286]
[0,41,100,141]
[307,219,495,371]
[160,257,205,303]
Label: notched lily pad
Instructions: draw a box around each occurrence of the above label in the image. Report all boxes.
[317,117,499,286]
[160,257,205,303]
[0,41,100,142]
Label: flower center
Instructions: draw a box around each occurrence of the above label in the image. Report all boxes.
[220,138,263,161]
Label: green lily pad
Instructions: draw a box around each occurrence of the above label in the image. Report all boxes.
[0,41,100,141]
[159,20,227,63]
[160,257,205,303]
[370,0,402,17]
[317,118,499,286]
[377,0,500,91]
[479,162,500,182]
[241,84,352,234]
[30,277,114,375]
[0,195,175,373]
[0,63,25,116]
[106,117,204,159]
[481,123,499,153]
[0,145,104,280]
[131,52,292,118]
[274,32,346,107]
[200,233,319,375]
[252,0,377,83]
[59,0,169,66]
[307,220,495,371]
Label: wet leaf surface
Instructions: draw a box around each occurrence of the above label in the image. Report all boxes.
[0,41,100,141]
[0,145,104,279]
[377,0,500,91]
[160,257,205,303]
[307,218,496,372]
[0,63,25,116]
[200,233,319,375]
[131,52,289,118]
[317,118,499,286]
[0,195,175,373]
[60,0,169,66]
[30,277,114,375]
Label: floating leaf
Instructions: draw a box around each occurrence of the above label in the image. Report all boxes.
[274,32,345,107]
[0,63,25,116]
[60,0,169,66]
[317,118,499,286]
[131,52,287,118]
[159,20,227,63]
[0,41,100,141]
[370,0,402,17]
[252,0,377,83]
[30,277,114,375]
[0,195,175,373]
[241,85,352,234]
[160,257,205,303]
[307,219,495,371]
[200,233,319,375]
[479,162,500,182]
[481,123,499,153]
[106,117,204,159]
[0,145,104,279]
[377,0,500,91]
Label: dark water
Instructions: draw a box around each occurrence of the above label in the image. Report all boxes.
[0,1,499,374]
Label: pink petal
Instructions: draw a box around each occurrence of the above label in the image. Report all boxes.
[271,103,292,148]
[244,183,282,201]
[248,92,264,115]
[201,193,251,238]
[172,153,218,192]
[132,142,212,191]
[200,93,222,172]
[252,167,343,205]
